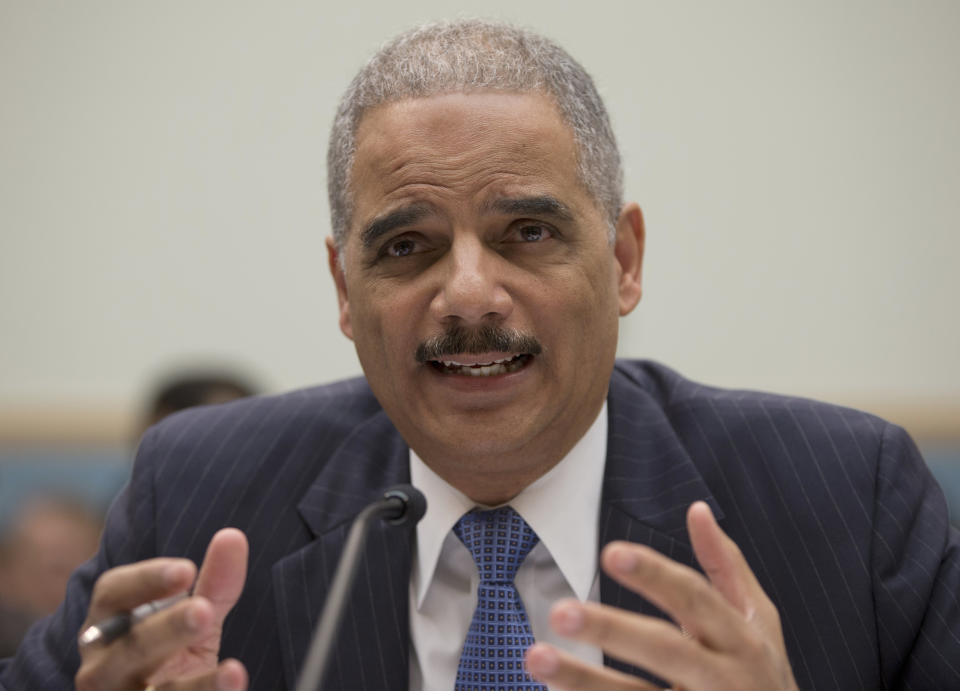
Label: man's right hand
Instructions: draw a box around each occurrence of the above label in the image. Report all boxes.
[75,528,249,691]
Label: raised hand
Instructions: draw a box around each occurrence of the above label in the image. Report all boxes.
[526,502,798,690]
[76,528,249,691]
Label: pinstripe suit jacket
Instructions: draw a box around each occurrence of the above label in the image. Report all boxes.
[2,360,959,689]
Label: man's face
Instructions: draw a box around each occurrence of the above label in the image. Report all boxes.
[329,91,643,492]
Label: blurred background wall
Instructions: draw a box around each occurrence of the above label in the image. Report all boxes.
[1,2,958,524]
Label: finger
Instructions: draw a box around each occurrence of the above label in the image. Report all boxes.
[86,559,197,624]
[601,540,746,651]
[193,528,248,621]
[77,596,215,690]
[687,502,787,650]
[153,658,248,691]
[525,643,658,691]
[548,598,722,689]
[687,501,759,617]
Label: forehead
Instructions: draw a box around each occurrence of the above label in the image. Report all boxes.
[348,92,584,225]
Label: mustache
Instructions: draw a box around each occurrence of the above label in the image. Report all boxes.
[415,326,543,363]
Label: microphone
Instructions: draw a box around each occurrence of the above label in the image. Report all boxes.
[294,484,427,691]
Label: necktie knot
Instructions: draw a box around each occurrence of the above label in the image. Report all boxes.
[454,506,540,584]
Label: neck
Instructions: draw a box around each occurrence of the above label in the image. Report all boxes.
[429,458,560,506]
[411,403,606,506]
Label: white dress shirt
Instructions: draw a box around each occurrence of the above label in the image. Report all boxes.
[409,404,608,691]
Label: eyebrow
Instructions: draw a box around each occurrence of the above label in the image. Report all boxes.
[359,195,574,248]
[481,195,575,222]
[360,204,433,248]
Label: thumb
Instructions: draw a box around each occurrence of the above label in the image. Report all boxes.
[193,528,248,621]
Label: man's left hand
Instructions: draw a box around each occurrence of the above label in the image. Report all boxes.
[526,501,799,690]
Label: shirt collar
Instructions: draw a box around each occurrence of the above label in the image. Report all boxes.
[410,402,608,608]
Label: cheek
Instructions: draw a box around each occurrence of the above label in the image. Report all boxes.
[562,253,620,314]
[349,303,389,355]
[347,282,420,357]
[564,259,622,348]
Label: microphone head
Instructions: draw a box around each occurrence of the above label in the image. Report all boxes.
[382,484,427,526]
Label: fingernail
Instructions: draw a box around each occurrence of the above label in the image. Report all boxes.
[216,661,245,691]
[217,671,240,691]
[163,561,192,587]
[184,599,213,633]
[613,547,638,573]
[526,644,558,677]
[553,601,585,635]
[184,602,202,631]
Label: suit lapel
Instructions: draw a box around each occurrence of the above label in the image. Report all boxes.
[599,365,723,680]
[272,409,412,690]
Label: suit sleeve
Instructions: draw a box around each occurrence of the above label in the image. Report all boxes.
[0,428,163,690]
[871,422,960,687]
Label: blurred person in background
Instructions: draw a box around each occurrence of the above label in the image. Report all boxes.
[0,498,103,658]
[0,368,257,658]
[137,370,259,440]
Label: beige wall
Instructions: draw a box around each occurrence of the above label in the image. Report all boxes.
[1,1,958,440]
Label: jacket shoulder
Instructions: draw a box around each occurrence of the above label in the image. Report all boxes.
[131,376,384,541]
[142,375,381,456]
[613,358,890,446]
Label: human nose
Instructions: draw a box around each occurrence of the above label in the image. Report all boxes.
[429,237,513,326]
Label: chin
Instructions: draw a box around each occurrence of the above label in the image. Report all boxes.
[423,417,536,462]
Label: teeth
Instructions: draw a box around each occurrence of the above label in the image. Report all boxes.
[433,354,529,377]
[440,356,511,367]
[466,363,507,376]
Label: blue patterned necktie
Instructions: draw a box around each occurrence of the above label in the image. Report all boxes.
[453,506,547,691]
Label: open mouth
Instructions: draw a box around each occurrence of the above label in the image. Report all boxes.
[429,353,533,377]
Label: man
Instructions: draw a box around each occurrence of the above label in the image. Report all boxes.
[0,498,103,658]
[2,19,958,691]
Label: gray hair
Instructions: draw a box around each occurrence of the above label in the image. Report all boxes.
[327,19,623,250]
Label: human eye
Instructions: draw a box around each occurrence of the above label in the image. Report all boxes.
[374,230,434,262]
[505,221,555,244]
[384,236,419,257]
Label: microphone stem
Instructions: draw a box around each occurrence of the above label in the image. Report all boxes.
[294,496,403,691]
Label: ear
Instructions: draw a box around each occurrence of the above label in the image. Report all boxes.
[613,202,645,316]
[326,237,354,341]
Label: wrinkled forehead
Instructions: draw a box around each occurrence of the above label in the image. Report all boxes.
[346,91,585,224]
[358,92,574,159]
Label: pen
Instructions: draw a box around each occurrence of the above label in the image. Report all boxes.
[78,592,189,648]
